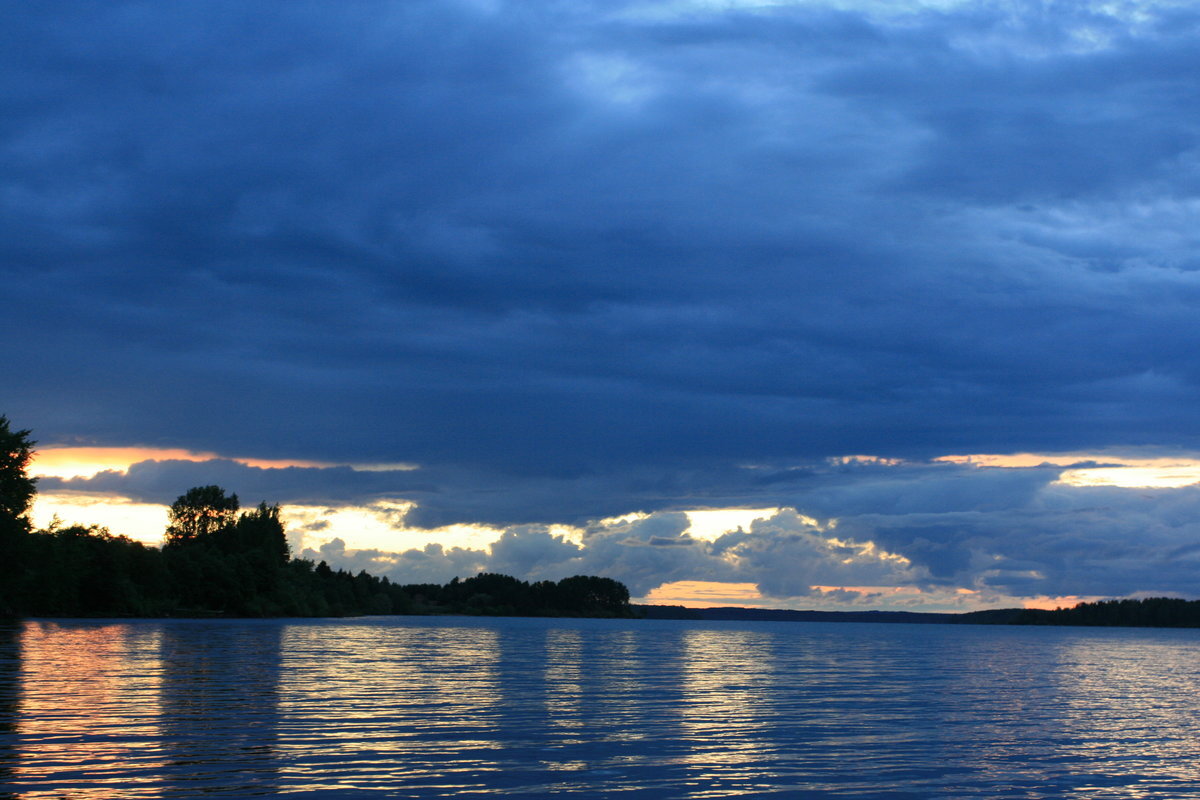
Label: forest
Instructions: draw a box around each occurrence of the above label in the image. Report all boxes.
[0,416,632,619]
[1013,597,1200,628]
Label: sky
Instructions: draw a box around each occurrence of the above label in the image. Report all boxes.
[7,0,1200,611]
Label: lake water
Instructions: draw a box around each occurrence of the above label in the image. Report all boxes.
[2,617,1200,798]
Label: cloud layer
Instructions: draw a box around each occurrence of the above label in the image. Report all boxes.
[46,455,1200,606]
[10,1,1200,604]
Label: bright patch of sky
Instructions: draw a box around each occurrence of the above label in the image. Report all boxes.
[31,493,168,546]
[31,447,334,478]
[642,580,767,607]
[683,508,780,540]
[939,452,1200,488]
[616,0,1185,24]
[283,503,506,554]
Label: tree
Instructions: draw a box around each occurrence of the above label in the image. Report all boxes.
[165,485,239,546]
[235,502,290,566]
[0,415,36,615]
[555,575,631,616]
[0,415,36,530]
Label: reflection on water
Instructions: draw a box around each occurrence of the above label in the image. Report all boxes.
[679,629,778,791]
[3,617,1200,798]
[8,622,171,799]
[158,622,282,796]
[0,624,18,800]
[276,622,505,794]
[1049,636,1200,795]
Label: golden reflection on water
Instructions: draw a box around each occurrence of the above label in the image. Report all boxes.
[680,629,774,753]
[6,619,1200,798]
[677,629,781,795]
[543,629,585,735]
[275,622,504,794]
[12,622,168,799]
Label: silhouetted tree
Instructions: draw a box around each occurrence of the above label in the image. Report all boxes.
[1015,596,1200,628]
[0,428,628,619]
[556,575,631,616]
[0,416,36,529]
[0,416,36,615]
[165,485,239,547]
[401,573,633,617]
[235,502,290,567]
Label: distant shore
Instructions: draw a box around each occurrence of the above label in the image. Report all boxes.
[636,597,1200,628]
[635,604,1023,625]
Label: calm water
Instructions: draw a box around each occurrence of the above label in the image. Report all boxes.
[2,617,1199,798]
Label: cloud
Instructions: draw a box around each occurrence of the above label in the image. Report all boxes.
[301,538,490,586]
[275,459,1200,604]
[39,459,434,506]
[38,453,1200,602]
[301,496,922,599]
[9,1,1200,605]
[9,0,1200,471]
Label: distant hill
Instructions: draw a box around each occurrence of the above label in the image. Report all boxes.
[637,598,1200,628]
[634,604,1023,625]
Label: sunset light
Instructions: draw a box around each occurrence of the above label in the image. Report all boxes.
[938,451,1200,488]
[642,581,768,608]
[30,446,334,480]
[30,493,168,545]
[682,508,780,540]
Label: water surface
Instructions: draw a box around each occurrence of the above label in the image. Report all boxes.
[2,616,1199,798]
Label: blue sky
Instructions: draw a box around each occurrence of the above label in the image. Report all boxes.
[8,0,1200,609]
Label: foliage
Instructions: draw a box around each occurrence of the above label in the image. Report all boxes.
[0,415,36,527]
[4,475,632,620]
[235,502,290,567]
[0,415,635,620]
[0,416,37,614]
[1014,597,1200,628]
[403,572,633,618]
[165,485,240,547]
[15,522,173,616]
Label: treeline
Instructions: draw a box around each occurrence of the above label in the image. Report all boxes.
[404,573,631,617]
[0,415,632,619]
[5,490,631,619]
[3,481,417,617]
[9,517,412,618]
[1014,597,1200,628]
[8,520,631,618]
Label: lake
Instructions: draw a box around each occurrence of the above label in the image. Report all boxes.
[2,616,1199,798]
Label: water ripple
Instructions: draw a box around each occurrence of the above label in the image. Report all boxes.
[2,618,1200,797]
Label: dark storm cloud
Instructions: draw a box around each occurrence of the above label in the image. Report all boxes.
[42,451,1051,528]
[9,1,1200,600]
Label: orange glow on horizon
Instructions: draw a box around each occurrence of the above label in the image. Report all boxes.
[936,453,1090,468]
[641,582,1018,611]
[1021,595,1105,611]
[31,446,334,479]
[641,581,769,608]
[31,493,169,545]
